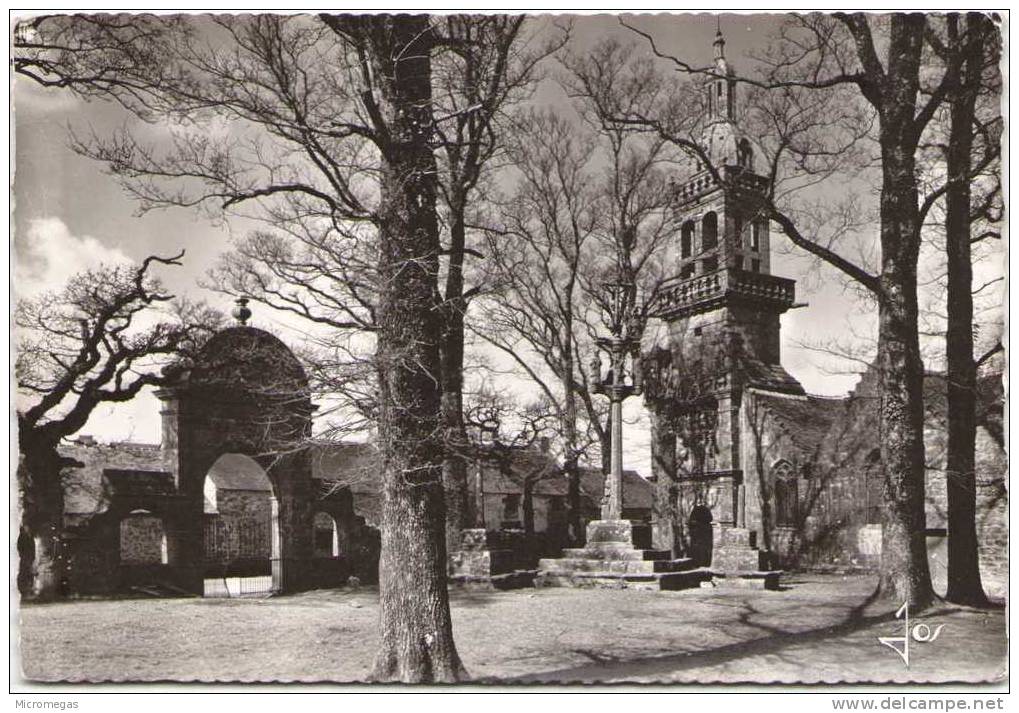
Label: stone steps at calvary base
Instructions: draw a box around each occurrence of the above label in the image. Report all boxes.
[534,566,782,591]
[535,550,710,591]
[534,566,714,591]
[448,569,537,591]
[537,556,697,575]
[704,569,782,590]
[559,547,673,561]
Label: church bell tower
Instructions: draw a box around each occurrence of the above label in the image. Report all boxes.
[648,26,804,535]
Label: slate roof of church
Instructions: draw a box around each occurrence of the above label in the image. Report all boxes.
[742,358,807,396]
[753,391,847,455]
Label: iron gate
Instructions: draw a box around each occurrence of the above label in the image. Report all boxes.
[203,516,279,597]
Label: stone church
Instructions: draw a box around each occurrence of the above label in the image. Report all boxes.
[639,30,1006,598]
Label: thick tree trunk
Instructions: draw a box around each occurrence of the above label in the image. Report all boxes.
[876,118,933,610]
[649,410,679,555]
[367,16,466,683]
[564,455,582,545]
[944,16,989,607]
[440,344,469,550]
[28,513,63,600]
[17,528,34,597]
[441,203,471,550]
[560,351,584,545]
[870,16,934,610]
[18,444,68,601]
[522,477,535,536]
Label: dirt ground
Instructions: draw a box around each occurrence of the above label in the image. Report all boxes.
[18,573,1007,685]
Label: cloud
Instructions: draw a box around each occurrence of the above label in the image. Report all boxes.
[14,217,131,297]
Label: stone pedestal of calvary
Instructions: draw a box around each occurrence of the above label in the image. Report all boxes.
[535,283,710,591]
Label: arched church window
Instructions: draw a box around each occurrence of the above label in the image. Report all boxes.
[681,220,695,259]
[702,212,718,252]
[773,460,798,528]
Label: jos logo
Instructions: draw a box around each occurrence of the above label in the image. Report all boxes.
[877,601,946,667]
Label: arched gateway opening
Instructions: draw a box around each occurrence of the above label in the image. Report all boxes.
[202,454,280,597]
[155,321,315,596]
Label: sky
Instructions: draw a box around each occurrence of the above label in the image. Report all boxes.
[14,12,997,477]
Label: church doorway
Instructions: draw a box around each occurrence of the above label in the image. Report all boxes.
[201,454,281,597]
[689,505,714,568]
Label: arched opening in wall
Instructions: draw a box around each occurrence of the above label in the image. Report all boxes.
[701,212,718,253]
[313,512,340,558]
[688,505,713,568]
[202,453,280,597]
[119,510,168,565]
[772,460,798,527]
[680,220,695,260]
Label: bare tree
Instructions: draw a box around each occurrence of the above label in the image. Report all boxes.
[476,42,678,541]
[15,12,480,682]
[13,13,189,114]
[429,17,564,545]
[195,17,562,549]
[928,13,1002,607]
[463,389,558,536]
[561,38,681,477]
[476,108,604,543]
[622,12,978,608]
[15,253,217,600]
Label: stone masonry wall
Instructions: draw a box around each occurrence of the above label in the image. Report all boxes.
[119,514,166,564]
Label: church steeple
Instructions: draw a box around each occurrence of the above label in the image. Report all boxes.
[708,23,736,122]
[667,25,781,285]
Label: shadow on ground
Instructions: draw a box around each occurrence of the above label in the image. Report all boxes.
[487,587,1002,684]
